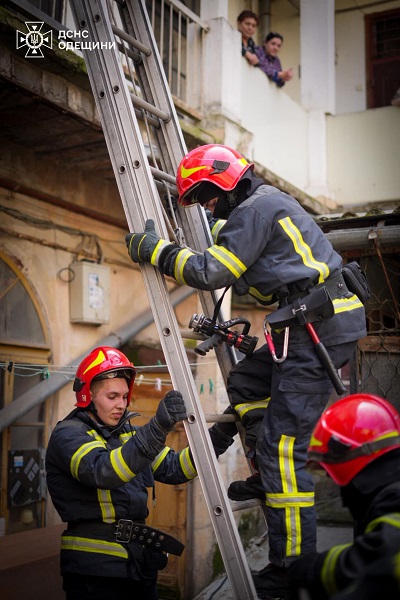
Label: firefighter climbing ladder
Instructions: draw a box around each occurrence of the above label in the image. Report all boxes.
[68,1,258,597]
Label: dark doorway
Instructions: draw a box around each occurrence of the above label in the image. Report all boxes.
[365,8,400,108]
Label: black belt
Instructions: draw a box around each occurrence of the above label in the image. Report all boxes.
[67,519,184,556]
[269,285,337,330]
[281,271,349,307]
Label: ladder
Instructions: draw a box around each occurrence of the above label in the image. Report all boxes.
[68,2,259,597]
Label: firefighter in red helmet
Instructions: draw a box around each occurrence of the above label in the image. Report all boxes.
[125,144,367,600]
[287,393,400,600]
[46,346,233,600]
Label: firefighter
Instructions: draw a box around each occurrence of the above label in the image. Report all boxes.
[45,346,233,600]
[288,393,400,600]
[125,144,366,599]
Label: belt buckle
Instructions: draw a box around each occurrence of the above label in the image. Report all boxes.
[115,518,134,544]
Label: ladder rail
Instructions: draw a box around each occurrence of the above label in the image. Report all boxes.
[69,1,258,598]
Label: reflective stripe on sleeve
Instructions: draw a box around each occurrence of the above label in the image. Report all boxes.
[211,219,226,242]
[179,446,197,480]
[173,248,195,284]
[321,543,352,595]
[110,446,135,482]
[152,447,170,473]
[234,399,270,418]
[207,245,247,279]
[151,239,174,266]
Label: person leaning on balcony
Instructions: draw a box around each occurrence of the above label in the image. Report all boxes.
[45,346,233,600]
[256,32,293,88]
[237,9,260,66]
[124,143,367,600]
[287,393,400,600]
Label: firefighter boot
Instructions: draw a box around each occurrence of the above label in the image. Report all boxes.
[227,472,265,501]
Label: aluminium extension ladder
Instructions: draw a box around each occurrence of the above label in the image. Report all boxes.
[68,1,260,597]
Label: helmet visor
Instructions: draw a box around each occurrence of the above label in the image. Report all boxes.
[93,368,135,384]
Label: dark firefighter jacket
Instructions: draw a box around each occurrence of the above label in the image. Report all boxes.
[159,184,365,346]
[287,481,400,599]
[45,408,196,579]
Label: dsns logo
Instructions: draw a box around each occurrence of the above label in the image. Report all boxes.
[16,22,52,58]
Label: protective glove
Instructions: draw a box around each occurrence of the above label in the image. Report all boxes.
[125,219,173,266]
[135,391,187,458]
[208,405,238,458]
[154,390,187,433]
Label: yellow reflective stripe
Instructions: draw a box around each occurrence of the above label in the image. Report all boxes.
[365,512,400,534]
[265,493,314,507]
[211,219,226,242]
[321,543,352,595]
[61,535,128,559]
[179,446,197,480]
[174,248,195,285]
[71,440,105,480]
[273,434,315,557]
[333,295,363,313]
[279,217,329,283]
[207,245,247,279]
[110,446,135,482]
[234,400,270,418]
[97,489,116,523]
[151,239,173,266]
[248,287,275,303]
[119,430,135,444]
[152,447,170,473]
[280,435,296,494]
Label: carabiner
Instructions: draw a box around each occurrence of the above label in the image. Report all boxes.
[263,318,289,363]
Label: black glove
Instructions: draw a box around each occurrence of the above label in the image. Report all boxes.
[125,219,173,266]
[208,405,238,458]
[154,390,187,433]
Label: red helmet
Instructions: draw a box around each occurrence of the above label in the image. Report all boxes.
[307,394,400,486]
[176,144,253,205]
[73,347,136,408]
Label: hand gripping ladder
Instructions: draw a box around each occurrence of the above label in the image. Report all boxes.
[68,1,259,597]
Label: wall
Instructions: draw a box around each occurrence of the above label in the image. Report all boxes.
[327,106,400,207]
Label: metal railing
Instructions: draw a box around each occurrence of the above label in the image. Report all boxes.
[144,0,208,114]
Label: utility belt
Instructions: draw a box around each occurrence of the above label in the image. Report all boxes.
[270,272,348,330]
[67,519,184,556]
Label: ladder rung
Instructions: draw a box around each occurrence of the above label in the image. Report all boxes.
[230,498,263,512]
[116,41,142,63]
[112,23,151,56]
[150,166,177,187]
[204,413,238,423]
[129,92,170,122]
[180,328,206,341]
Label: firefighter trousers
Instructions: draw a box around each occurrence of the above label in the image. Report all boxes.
[227,324,357,566]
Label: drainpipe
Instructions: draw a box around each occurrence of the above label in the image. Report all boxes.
[0,285,194,433]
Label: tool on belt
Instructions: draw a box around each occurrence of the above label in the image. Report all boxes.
[264,286,347,395]
[67,519,185,556]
